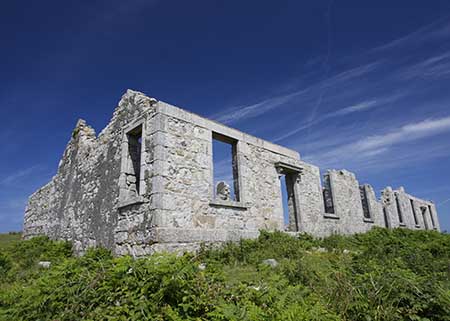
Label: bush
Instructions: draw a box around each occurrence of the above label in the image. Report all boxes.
[0,228,449,320]
[0,253,11,278]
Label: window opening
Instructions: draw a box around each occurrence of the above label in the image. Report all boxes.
[410,199,418,226]
[395,194,404,224]
[212,133,239,202]
[428,205,436,229]
[323,174,335,214]
[360,186,371,219]
[126,125,143,196]
[421,207,429,230]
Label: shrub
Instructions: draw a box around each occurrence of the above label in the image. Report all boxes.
[0,253,11,278]
[0,229,449,320]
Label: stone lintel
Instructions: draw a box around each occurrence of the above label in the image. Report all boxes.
[156,101,300,160]
[275,162,303,174]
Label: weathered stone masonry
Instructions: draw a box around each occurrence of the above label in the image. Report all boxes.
[23,90,441,255]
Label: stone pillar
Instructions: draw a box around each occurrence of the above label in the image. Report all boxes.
[394,188,416,229]
[381,187,399,228]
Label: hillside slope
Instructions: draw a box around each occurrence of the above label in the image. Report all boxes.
[0,228,449,321]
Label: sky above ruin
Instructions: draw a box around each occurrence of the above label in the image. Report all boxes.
[1,0,450,232]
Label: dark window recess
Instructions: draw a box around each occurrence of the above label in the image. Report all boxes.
[410,199,418,226]
[360,186,371,219]
[383,207,389,228]
[212,133,239,202]
[428,205,436,229]
[323,174,335,214]
[127,125,142,195]
[395,194,404,224]
[421,207,429,230]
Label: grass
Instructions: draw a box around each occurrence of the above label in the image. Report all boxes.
[0,228,449,321]
[0,232,21,251]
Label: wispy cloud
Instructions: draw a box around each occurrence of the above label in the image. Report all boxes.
[0,165,52,232]
[210,16,450,181]
[272,100,377,142]
[212,89,309,124]
[273,93,403,142]
[304,116,450,170]
[0,165,45,186]
[329,100,379,116]
[397,51,450,80]
[211,18,450,135]
[370,17,450,53]
[438,197,450,206]
[352,116,450,152]
[211,61,383,125]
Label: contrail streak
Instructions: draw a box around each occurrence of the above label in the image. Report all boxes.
[305,0,334,153]
[437,197,450,206]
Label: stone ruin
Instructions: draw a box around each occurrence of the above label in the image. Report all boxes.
[23,90,441,256]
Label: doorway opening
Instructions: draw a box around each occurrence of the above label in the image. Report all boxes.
[276,164,302,232]
[421,207,429,230]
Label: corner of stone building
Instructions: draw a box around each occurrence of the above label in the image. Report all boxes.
[71,118,96,140]
[97,90,159,139]
[118,89,158,112]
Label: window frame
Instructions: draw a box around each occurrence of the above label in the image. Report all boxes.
[322,172,338,219]
[209,132,246,209]
[275,162,303,232]
[118,119,147,208]
[360,185,374,222]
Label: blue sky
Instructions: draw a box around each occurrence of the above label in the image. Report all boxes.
[1,0,450,232]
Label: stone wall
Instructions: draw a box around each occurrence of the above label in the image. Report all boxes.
[116,100,304,255]
[24,90,158,254]
[386,187,440,231]
[295,167,384,237]
[23,90,442,256]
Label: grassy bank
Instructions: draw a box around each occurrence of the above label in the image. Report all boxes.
[0,232,21,251]
[0,228,449,320]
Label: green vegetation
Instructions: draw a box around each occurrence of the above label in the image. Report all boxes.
[0,232,21,252]
[0,228,449,320]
